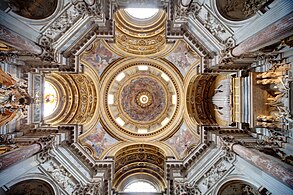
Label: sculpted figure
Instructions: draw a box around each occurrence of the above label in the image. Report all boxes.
[256,71,283,79]
[267,92,287,104]
[256,78,280,85]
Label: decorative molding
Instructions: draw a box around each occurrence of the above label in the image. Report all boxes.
[174,181,201,195]
[73,182,102,195]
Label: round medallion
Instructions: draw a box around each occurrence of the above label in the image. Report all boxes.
[100,58,184,141]
[136,91,152,107]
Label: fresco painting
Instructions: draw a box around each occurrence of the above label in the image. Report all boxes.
[81,123,118,159]
[81,40,119,75]
[165,41,199,76]
[165,123,199,159]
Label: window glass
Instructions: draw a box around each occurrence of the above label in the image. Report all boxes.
[124,8,159,19]
[43,81,58,117]
[124,181,157,192]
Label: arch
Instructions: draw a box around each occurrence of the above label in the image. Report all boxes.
[105,141,177,159]
[5,174,59,195]
[44,73,97,126]
[113,144,167,192]
[121,175,161,192]
[213,175,261,195]
[209,0,258,28]
[113,8,168,56]
[186,74,218,125]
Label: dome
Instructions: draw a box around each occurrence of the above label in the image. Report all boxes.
[100,58,184,141]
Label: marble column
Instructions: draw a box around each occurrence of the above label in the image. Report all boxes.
[0,25,43,55]
[232,12,293,56]
[232,144,293,188]
[0,143,42,170]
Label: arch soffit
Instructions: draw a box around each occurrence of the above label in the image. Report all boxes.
[104,141,178,159]
[212,174,262,195]
[5,173,60,195]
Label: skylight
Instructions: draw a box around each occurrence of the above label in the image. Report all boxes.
[124,181,157,192]
[125,8,159,19]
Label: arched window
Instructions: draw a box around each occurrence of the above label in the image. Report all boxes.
[124,181,157,192]
[43,81,58,117]
[124,8,159,19]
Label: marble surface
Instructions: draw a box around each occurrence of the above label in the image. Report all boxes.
[233,144,293,188]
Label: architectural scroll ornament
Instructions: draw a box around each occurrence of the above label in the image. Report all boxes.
[0,134,15,145]
[242,184,262,195]
[72,182,101,195]
[190,4,234,45]
[39,36,55,62]
[43,0,104,40]
[175,2,201,19]
[174,181,201,195]
[39,0,104,63]
[37,136,55,163]
[74,1,103,18]
[43,5,80,40]
[220,37,236,64]
[222,148,236,164]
